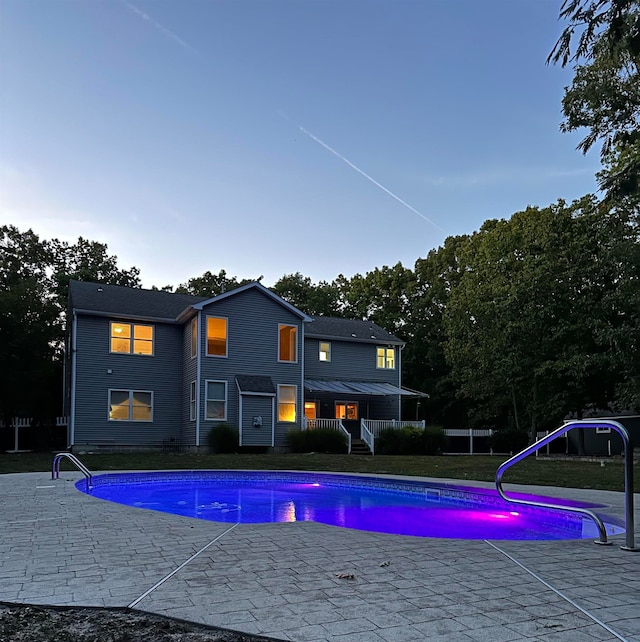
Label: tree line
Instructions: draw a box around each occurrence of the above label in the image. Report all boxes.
[1,0,638,441]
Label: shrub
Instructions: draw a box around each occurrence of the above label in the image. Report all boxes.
[376,426,422,455]
[286,428,348,454]
[422,424,447,455]
[375,425,446,455]
[208,423,239,454]
[490,428,529,454]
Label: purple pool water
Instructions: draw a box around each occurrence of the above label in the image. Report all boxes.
[77,471,624,541]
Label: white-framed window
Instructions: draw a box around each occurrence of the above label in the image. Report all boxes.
[319,341,331,362]
[189,381,196,422]
[376,346,395,369]
[190,317,197,359]
[206,316,228,357]
[336,401,358,420]
[278,384,297,422]
[108,389,153,422]
[278,324,297,362]
[110,322,154,355]
[205,380,227,420]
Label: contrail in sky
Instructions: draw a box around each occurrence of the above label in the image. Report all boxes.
[122,1,199,55]
[298,125,444,233]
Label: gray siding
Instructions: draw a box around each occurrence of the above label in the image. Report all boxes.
[73,315,183,447]
[304,339,401,386]
[239,395,274,446]
[197,288,303,448]
[181,316,198,447]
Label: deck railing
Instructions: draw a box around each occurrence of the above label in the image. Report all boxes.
[360,420,375,455]
[302,418,352,454]
[361,419,425,438]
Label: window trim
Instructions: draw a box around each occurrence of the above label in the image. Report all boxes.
[206,315,228,358]
[278,324,298,363]
[110,321,154,356]
[108,389,153,422]
[189,381,196,422]
[376,346,396,370]
[205,379,228,421]
[277,384,297,423]
[190,317,197,359]
[319,341,331,362]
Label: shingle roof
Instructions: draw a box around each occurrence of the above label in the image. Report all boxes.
[69,280,206,320]
[68,281,402,343]
[305,316,403,345]
[235,375,276,395]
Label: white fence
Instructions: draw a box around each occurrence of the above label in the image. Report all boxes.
[443,428,493,455]
[1,417,68,452]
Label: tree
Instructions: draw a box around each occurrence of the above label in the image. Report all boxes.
[0,227,61,430]
[272,272,342,316]
[442,197,627,442]
[549,0,640,201]
[175,269,259,298]
[403,236,470,428]
[0,226,145,431]
[338,263,416,336]
[591,199,640,408]
[49,236,141,308]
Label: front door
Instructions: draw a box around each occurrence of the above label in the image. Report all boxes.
[336,401,359,438]
[304,401,317,420]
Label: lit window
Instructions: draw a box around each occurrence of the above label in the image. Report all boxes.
[376,347,395,369]
[109,390,153,422]
[191,317,197,358]
[304,401,317,420]
[319,341,331,362]
[189,381,196,421]
[279,325,297,362]
[336,402,358,420]
[110,322,153,355]
[207,317,227,357]
[278,385,297,422]
[206,380,227,420]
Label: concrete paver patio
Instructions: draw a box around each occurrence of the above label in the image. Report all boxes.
[1,470,638,641]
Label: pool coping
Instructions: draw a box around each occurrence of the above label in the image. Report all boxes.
[2,469,639,641]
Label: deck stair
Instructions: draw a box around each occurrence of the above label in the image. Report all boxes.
[350,438,372,455]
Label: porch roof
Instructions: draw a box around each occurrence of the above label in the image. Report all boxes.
[235,375,276,395]
[304,379,422,397]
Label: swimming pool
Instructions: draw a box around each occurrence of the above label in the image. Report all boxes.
[77,471,624,541]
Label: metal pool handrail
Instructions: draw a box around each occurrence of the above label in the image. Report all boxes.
[496,420,638,551]
[52,452,93,491]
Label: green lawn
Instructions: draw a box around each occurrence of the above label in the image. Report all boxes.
[1,451,637,492]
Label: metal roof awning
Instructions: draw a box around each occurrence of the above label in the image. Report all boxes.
[304,379,424,397]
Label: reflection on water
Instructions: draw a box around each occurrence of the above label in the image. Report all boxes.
[85,479,625,541]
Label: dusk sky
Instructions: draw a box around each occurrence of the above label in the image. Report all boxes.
[1,1,602,289]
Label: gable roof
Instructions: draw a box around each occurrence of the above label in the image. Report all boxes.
[191,282,312,321]
[305,316,404,345]
[69,280,206,321]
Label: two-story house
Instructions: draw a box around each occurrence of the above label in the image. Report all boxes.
[65,280,417,452]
